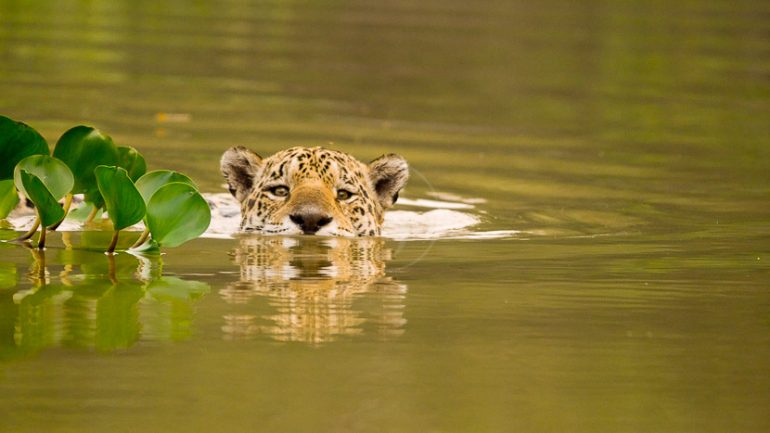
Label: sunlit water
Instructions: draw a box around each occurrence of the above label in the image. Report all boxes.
[1,1,769,432]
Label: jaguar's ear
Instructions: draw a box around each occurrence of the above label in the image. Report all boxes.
[369,153,409,208]
[220,146,263,202]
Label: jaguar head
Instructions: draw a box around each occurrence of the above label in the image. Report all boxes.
[220,146,408,237]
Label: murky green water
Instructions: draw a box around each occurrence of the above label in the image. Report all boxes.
[1,1,769,432]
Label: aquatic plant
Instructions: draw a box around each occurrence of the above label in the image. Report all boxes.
[13,155,74,248]
[145,182,210,248]
[52,125,119,220]
[0,115,49,179]
[95,165,147,253]
[0,115,48,220]
[0,115,210,253]
[0,179,18,218]
[132,170,207,250]
[117,145,147,181]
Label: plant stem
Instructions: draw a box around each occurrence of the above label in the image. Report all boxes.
[14,216,40,241]
[107,230,120,254]
[48,193,73,231]
[85,205,99,223]
[37,221,47,250]
[130,227,150,249]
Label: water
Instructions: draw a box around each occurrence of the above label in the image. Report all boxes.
[1,0,769,432]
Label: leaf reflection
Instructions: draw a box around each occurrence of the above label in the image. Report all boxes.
[0,244,210,360]
[223,236,407,344]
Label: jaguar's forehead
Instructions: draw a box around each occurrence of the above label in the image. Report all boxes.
[259,147,367,184]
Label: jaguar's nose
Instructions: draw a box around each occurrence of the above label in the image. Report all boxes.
[290,212,333,234]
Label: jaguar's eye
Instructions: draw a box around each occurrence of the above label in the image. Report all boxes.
[336,189,354,201]
[268,185,289,197]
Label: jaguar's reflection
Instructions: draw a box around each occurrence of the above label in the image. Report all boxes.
[222,236,407,343]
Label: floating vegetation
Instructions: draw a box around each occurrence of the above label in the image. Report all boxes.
[0,115,210,253]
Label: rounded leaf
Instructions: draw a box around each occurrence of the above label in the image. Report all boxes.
[0,115,49,180]
[94,165,146,231]
[0,179,19,219]
[18,170,65,227]
[52,125,119,197]
[135,170,197,204]
[117,146,147,181]
[67,202,102,222]
[13,155,74,199]
[146,183,210,248]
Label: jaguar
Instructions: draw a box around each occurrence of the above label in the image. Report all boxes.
[220,146,409,237]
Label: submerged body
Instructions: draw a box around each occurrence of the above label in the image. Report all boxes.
[220,146,409,237]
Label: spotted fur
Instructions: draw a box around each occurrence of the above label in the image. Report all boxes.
[221,146,409,237]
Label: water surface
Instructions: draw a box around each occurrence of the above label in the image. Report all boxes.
[1,1,769,432]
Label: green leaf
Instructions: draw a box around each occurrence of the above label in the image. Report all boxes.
[0,179,19,219]
[67,202,102,222]
[0,115,49,180]
[83,188,105,209]
[146,183,210,248]
[13,155,74,199]
[52,125,119,202]
[135,170,197,204]
[117,146,147,182]
[130,237,160,254]
[17,170,65,227]
[94,166,146,231]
